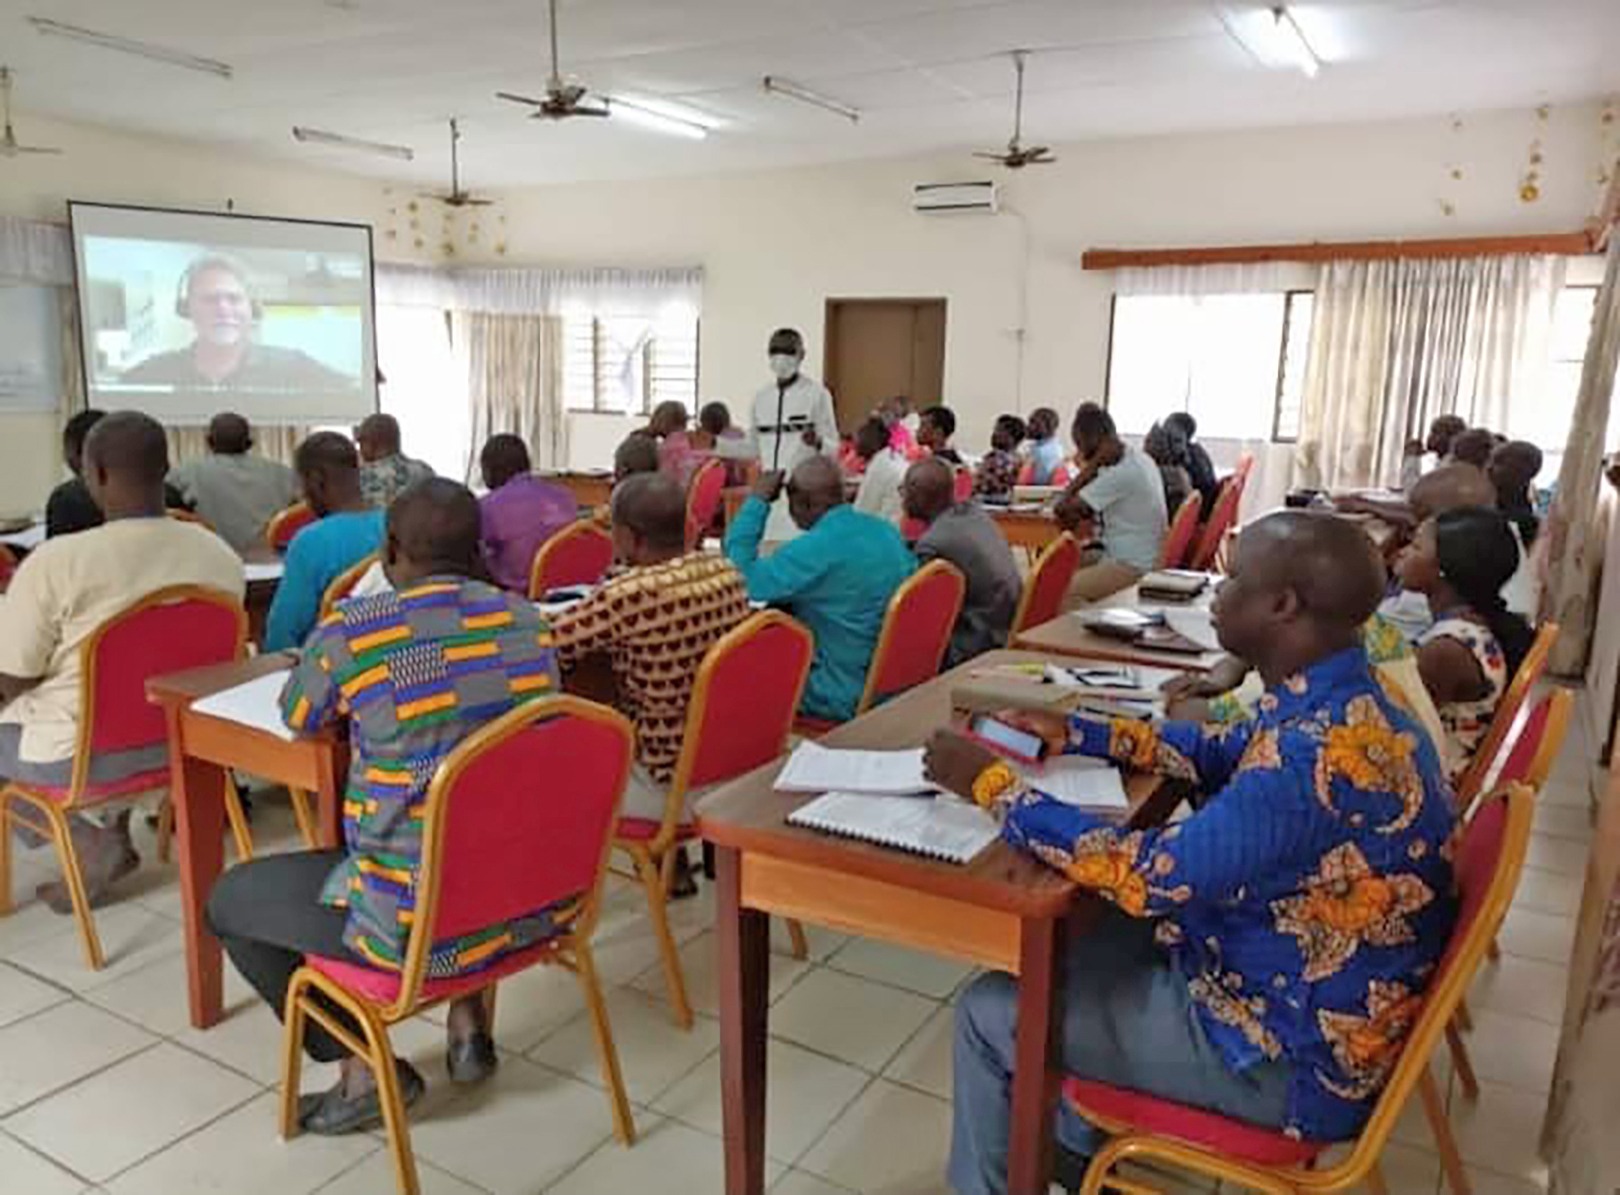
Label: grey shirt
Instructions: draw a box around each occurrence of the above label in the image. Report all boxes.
[915,502,1023,667]
[168,452,301,554]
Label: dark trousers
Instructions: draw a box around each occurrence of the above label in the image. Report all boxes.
[205,849,362,1063]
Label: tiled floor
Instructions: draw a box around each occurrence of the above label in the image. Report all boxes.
[0,708,1596,1194]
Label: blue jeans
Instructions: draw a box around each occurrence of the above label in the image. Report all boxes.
[948,912,1292,1195]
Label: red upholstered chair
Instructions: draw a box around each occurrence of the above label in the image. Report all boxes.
[1066,783,1534,1195]
[1015,460,1036,485]
[685,457,727,549]
[320,553,379,620]
[0,586,246,970]
[1189,476,1244,572]
[277,696,638,1193]
[265,501,316,551]
[1157,492,1204,569]
[0,544,16,594]
[953,467,974,503]
[527,521,614,600]
[1453,623,1559,817]
[1232,450,1256,486]
[620,612,814,1027]
[1050,462,1073,487]
[1010,532,1082,637]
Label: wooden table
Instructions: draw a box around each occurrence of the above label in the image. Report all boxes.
[1013,584,1225,672]
[241,548,283,646]
[546,471,614,510]
[698,650,1179,1195]
[147,655,348,1031]
[990,507,1062,553]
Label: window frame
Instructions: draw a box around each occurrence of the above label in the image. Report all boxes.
[1270,288,1314,445]
[563,313,701,417]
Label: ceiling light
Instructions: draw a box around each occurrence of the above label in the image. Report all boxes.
[605,97,711,141]
[29,17,234,79]
[1269,6,1321,78]
[762,76,860,124]
[292,126,414,161]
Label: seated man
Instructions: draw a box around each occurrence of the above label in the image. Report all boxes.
[925,511,1457,1193]
[1025,407,1064,484]
[1,411,244,909]
[726,456,915,722]
[903,458,1021,666]
[355,413,434,510]
[1054,403,1167,606]
[1163,411,1217,515]
[477,434,578,593]
[1399,413,1469,491]
[919,404,963,466]
[1448,427,1496,470]
[207,480,563,1133]
[614,431,661,482]
[852,415,909,527]
[263,433,386,652]
[974,415,1025,501]
[551,474,751,883]
[167,411,300,554]
[46,409,188,538]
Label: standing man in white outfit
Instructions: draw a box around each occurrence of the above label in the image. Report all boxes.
[746,328,840,542]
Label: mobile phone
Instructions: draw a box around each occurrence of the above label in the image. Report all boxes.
[967,715,1048,765]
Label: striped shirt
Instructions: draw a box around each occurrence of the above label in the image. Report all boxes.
[280,576,569,976]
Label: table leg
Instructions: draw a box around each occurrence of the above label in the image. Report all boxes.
[313,740,348,848]
[165,712,228,1030]
[1008,915,1065,1195]
[715,846,769,1195]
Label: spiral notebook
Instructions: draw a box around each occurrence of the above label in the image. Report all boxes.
[787,792,1000,864]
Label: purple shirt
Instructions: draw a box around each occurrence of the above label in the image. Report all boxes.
[480,475,580,593]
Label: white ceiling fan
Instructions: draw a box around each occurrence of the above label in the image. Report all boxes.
[421,118,492,208]
[0,67,63,158]
[974,51,1055,170]
[495,0,611,122]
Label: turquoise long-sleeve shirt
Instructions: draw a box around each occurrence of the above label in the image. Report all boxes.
[724,498,915,720]
[264,509,386,651]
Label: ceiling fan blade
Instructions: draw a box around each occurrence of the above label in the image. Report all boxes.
[972,151,1006,161]
[575,105,611,118]
[495,91,546,108]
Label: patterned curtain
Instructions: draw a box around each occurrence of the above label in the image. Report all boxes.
[1539,234,1620,675]
[452,311,568,481]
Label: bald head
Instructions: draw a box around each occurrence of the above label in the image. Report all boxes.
[207,412,252,455]
[787,455,845,531]
[902,457,955,525]
[83,410,171,518]
[613,432,660,482]
[355,413,402,462]
[611,472,689,560]
[384,478,483,588]
[1410,463,1496,523]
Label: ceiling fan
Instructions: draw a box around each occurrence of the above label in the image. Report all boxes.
[421,118,491,208]
[495,0,610,122]
[0,67,63,158]
[974,51,1054,170]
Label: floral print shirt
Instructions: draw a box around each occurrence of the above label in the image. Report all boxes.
[1417,614,1508,784]
[986,646,1457,1143]
[974,448,1021,500]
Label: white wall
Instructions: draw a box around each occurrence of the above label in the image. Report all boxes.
[0,101,1610,511]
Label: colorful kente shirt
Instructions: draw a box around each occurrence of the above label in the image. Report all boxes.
[1418,614,1508,784]
[977,646,1458,1143]
[280,576,571,975]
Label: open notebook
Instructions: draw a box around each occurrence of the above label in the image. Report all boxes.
[190,670,297,742]
[788,793,999,864]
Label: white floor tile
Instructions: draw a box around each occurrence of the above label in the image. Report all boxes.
[5,905,183,994]
[1469,955,1568,1026]
[0,960,69,1028]
[1510,868,1583,918]
[316,1151,487,1195]
[1530,802,1592,844]
[770,918,851,963]
[0,890,82,956]
[1496,909,1577,968]
[406,1056,613,1194]
[527,986,720,1105]
[3,1043,258,1183]
[652,1038,869,1166]
[85,952,256,1040]
[630,931,812,1021]
[770,1169,857,1195]
[102,1092,378,1195]
[0,1129,90,1195]
[435,961,592,1055]
[1377,1141,1442,1195]
[825,938,975,999]
[0,1000,155,1116]
[798,1078,954,1194]
[883,1005,955,1100]
[1448,1079,1556,1186]
[174,1001,301,1087]
[1535,778,1591,810]
[547,1114,728,1195]
[1522,834,1587,876]
[1455,1011,1560,1094]
[1463,1165,1549,1194]
[770,968,937,1072]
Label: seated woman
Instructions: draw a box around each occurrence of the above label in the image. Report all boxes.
[1395,505,1534,783]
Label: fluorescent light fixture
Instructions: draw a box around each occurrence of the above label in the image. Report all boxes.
[28,16,234,79]
[1270,6,1321,78]
[292,126,415,161]
[762,76,860,123]
[605,97,711,140]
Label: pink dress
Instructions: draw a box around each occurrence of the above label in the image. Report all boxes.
[658,431,702,485]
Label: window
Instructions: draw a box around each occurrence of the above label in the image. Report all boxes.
[1504,285,1600,481]
[376,304,469,479]
[563,308,700,415]
[1105,291,1315,442]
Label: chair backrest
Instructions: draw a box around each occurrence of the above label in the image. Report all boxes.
[1324,783,1534,1187]
[396,696,633,1012]
[1050,462,1073,487]
[857,560,966,714]
[1189,476,1243,571]
[953,467,974,503]
[1015,459,1035,485]
[1454,621,1560,813]
[1494,687,1573,793]
[528,521,615,599]
[685,458,727,549]
[78,585,246,795]
[1232,451,1256,485]
[265,501,316,551]
[1157,491,1204,569]
[320,553,379,619]
[0,544,15,594]
[1011,532,1082,636]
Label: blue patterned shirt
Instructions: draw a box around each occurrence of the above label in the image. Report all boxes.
[987,647,1458,1142]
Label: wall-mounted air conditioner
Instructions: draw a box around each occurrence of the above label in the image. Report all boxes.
[912,180,999,215]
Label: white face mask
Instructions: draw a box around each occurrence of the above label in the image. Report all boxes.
[769,353,800,382]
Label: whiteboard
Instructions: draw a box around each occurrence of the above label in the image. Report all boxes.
[0,283,62,413]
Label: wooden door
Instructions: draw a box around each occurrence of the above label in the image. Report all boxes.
[823,298,947,432]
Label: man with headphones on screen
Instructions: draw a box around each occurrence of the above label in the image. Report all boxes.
[120,254,354,391]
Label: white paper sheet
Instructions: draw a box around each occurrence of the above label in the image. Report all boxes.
[0,521,45,550]
[788,792,998,864]
[1163,608,1222,652]
[775,741,936,796]
[1027,757,1131,810]
[243,560,285,583]
[190,670,297,742]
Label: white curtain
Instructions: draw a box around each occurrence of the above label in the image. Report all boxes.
[453,312,568,481]
[0,215,72,286]
[377,263,702,317]
[1114,261,1302,297]
[1296,254,1565,491]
